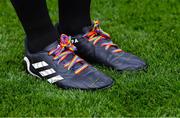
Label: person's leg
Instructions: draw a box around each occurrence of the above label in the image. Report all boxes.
[58,0,92,36]
[10,0,58,53]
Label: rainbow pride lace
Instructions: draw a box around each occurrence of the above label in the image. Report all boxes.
[48,34,88,74]
[83,21,123,53]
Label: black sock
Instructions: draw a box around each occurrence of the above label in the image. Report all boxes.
[58,0,92,36]
[10,0,58,53]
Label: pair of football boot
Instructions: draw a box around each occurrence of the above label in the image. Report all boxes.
[24,21,147,90]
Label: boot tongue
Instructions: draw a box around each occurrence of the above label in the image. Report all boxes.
[43,41,59,52]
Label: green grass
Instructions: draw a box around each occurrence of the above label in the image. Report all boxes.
[0,0,180,117]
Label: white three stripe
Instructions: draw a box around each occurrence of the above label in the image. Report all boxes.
[39,68,56,77]
[47,75,64,83]
[32,61,48,69]
[24,57,64,83]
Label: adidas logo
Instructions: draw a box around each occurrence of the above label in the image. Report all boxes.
[24,57,64,84]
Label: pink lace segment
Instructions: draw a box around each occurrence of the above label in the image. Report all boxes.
[83,20,124,53]
[48,34,88,74]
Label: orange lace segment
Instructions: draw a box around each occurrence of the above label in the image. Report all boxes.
[83,20,124,53]
[48,34,88,74]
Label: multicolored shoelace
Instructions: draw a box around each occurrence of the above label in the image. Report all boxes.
[48,34,88,74]
[83,21,123,53]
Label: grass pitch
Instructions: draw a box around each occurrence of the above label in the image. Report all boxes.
[0,0,179,117]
